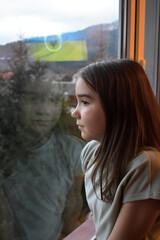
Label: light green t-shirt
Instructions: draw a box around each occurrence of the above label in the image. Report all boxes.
[81,140,160,240]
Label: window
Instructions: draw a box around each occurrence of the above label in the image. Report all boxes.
[0,1,119,239]
[144,0,160,101]
[119,0,160,103]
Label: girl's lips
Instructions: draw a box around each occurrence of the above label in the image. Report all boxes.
[78,125,84,130]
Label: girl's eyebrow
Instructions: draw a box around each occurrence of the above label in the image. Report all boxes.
[77,94,93,99]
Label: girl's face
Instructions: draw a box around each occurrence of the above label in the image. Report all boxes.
[72,77,106,142]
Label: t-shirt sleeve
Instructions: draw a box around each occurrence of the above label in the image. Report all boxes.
[123,151,160,203]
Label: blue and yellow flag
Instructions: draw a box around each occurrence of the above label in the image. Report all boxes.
[25,30,88,61]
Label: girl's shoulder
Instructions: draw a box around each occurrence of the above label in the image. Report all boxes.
[143,149,160,173]
[81,140,100,172]
[129,148,160,169]
[126,149,160,185]
[123,149,160,203]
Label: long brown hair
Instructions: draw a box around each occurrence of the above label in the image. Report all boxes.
[77,59,160,201]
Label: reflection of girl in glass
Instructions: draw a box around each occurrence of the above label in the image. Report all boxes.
[1,77,85,240]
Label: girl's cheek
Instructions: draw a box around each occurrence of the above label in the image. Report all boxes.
[82,110,89,118]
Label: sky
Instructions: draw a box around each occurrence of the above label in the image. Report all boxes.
[0,0,119,45]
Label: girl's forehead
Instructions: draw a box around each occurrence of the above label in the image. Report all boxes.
[75,77,98,99]
[76,77,84,85]
[76,77,89,90]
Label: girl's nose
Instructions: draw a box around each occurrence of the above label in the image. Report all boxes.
[71,107,80,119]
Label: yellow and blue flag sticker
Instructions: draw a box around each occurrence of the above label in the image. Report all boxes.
[25,30,88,62]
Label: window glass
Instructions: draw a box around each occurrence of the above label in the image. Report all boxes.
[144,0,159,97]
[0,0,119,239]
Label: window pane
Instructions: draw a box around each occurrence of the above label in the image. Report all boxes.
[0,1,119,239]
[144,0,159,97]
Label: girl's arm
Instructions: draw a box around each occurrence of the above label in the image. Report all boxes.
[108,199,160,240]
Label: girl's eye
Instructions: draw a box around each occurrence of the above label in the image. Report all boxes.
[82,100,89,105]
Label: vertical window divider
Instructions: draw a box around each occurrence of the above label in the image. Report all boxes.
[156,1,160,103]
[119,0,146,69]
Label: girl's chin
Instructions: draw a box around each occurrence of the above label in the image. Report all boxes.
[81,133,101,143]
[81,133,92,141]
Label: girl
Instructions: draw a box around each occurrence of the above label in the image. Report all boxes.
[71,59,160,240]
